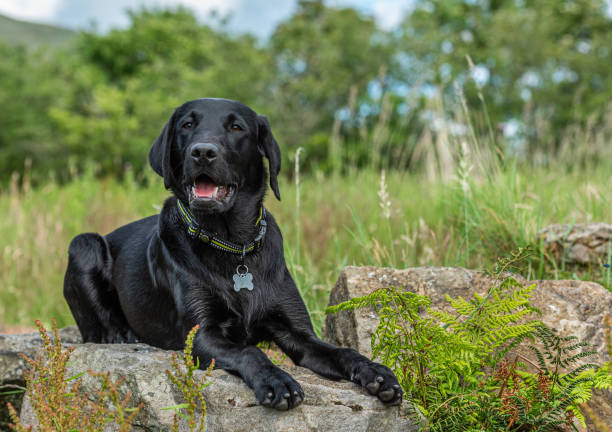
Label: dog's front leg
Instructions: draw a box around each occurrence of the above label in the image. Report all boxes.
[191,328,304,410]
[267,278,403,406]
[274,328,403,406]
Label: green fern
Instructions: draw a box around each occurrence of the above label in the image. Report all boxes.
[486,245,536,280]
[326,265,606,431]
[512,325,612,428]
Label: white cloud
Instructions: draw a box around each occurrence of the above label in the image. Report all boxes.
[0,0,410,37]
[0,0,62,22]
[371,0,413,29]
[0,0,241,31]
[159,0,239,18]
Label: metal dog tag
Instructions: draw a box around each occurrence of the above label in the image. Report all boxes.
[233,265,254,292]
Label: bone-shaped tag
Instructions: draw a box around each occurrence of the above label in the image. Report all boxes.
[233,272,254,292]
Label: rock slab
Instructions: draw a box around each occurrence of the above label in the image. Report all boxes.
[323,266,612,429]
[1,333,417,431]
[539,222,612,265]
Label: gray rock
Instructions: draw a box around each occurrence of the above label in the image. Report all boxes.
[539,223,612,265]
[8,340,417,431]
[323,266,612,429]
[0,326,81,382]
[323,266,505,359]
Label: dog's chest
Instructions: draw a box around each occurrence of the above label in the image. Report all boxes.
[218,306,265,345]
[180,246,275,344]
[207,284,268,344]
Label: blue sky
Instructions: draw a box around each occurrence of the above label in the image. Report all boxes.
[0,0,414,37]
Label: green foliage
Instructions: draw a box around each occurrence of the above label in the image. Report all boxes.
[165,325,214,432]
[269,0,393,163]
[2,164,612,331]
[1,1,609,181]
[326,264,608,430]
[0,8,275,182]
[51,8,273,179]
[398,0,612,161]
[509,325,612,429]
[0,41,74,180]
[7,319,142,431]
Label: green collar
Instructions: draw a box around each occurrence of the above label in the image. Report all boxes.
[176,199,267,256]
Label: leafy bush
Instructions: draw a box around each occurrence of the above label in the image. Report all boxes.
[326,253,611,431]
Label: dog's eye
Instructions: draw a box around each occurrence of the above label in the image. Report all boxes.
[183,122,193,130]
[231,123,243,132]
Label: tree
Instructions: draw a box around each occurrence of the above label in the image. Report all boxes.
[0,42,76,179]
[50,7,274,177]
[396,0,612,158]
[268,0,394,163]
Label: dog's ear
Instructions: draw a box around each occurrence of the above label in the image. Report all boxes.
[257,114,281,201]
[149,109,178,190]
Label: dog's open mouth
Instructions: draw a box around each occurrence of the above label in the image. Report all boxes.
[189,175,236,203]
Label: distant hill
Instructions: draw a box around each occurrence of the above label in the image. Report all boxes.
[0,14,76,48]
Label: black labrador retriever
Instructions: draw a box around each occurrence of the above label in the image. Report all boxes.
[63,98,402,410]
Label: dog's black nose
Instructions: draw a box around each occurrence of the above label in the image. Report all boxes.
[191,143,218,164]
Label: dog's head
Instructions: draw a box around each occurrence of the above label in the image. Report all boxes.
[149,98,281,214]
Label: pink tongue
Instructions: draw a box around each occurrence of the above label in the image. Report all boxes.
[195,181,216,197]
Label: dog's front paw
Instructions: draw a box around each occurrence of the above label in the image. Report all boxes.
[352,362,403,406]
[253,366,304,411]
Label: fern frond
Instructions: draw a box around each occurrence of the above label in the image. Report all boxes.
[559,363,601,384]
[324,270,603,432]
[324,287,388,314]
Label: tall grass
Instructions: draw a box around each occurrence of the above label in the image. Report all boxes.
[0,166,166,329]
[1,69,611,335]
[2,159,611,334]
